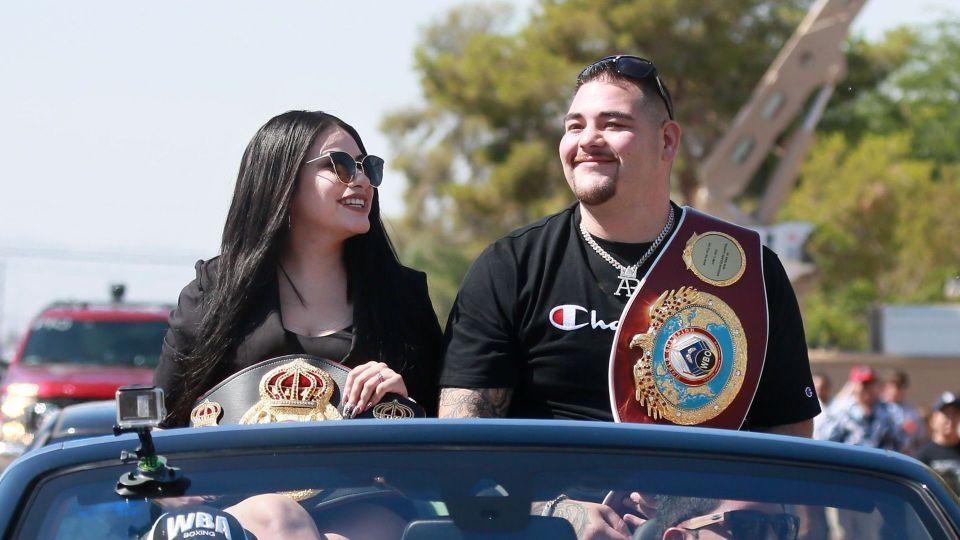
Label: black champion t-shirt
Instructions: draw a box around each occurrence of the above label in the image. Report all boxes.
[440,203,820,428]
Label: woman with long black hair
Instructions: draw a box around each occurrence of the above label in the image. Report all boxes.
[154,110,441,429]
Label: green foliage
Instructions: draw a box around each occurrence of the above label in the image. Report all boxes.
[822,21,960,165]
[802,280,877,350]
[385,0,812,318]
[781,19,960,349]
[783,133,960,348]
[385,1,960,347]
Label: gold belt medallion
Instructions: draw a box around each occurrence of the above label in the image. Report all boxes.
[629,286,747,425]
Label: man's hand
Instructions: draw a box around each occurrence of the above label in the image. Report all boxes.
[438,388,512,418]
[547,498,638,540]
[605,491,660,520]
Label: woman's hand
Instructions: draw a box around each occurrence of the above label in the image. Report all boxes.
[342,361,408,418]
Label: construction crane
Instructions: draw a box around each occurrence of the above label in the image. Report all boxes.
[694,0,868,227]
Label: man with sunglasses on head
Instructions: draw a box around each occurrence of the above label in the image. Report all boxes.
[438,55,819,539]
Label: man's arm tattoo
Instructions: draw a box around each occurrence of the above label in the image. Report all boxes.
[438,388,512,418]
[553,501,590,537]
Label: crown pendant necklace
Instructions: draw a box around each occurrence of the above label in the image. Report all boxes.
[580,208,675,297]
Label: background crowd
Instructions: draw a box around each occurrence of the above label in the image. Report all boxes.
[813,366,960,492]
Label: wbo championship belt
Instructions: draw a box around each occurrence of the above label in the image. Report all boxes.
[608,207,768,429]
[189,354,424,427]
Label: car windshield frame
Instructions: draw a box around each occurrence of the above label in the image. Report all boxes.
[10,424,959,540]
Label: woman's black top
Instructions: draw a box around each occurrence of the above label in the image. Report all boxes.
[154,257,443,425]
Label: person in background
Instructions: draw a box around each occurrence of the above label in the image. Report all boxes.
[916,391,960,493]
[882,369,927,455]
[821,365,906,450]
[820,365,906,539]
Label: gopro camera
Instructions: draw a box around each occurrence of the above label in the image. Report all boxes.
[116,385,165,429]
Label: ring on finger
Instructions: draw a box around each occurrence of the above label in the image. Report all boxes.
[377,373,385,384]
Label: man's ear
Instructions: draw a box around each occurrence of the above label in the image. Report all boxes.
[662,527,688,540]
[660,120,682,161]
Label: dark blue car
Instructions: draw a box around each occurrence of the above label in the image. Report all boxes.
[0,418,958,539]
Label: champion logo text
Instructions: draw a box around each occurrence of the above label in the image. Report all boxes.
[549,304,618,332]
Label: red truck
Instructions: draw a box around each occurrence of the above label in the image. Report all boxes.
[0,300,170,458]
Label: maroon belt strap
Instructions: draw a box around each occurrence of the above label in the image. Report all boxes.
[609,207,768,429]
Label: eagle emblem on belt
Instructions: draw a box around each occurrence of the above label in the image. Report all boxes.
[629,286,747,425]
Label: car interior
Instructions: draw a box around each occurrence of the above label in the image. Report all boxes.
[12,441,952,539]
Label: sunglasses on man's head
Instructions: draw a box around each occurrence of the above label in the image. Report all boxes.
[305,151,384,187]
[577,55,675,120]
[679,509,799,540]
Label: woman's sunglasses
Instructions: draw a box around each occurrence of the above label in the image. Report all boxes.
[679,509,800,540]
[577,55,675,120]
[305,151,384,187]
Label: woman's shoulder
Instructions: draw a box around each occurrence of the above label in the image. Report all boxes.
[396,265,427,288]
[394,265,432,305]
[183,255,225,294]
[397,264,427,283]
[172,256,220,307]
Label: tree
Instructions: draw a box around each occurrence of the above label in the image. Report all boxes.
[384,0,815,316]
[782,20,960,349]
[821,21,960,166]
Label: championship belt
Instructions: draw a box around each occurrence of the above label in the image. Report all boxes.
[189,354,424,427]
[189,354,423,504]
[609,207,768,429]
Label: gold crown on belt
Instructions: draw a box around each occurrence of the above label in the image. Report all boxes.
[260,358,335,407]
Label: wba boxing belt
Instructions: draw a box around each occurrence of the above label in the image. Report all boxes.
[189,354,425,427]
[609,207,768,429]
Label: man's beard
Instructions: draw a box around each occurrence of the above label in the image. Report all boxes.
[573,173,617,206]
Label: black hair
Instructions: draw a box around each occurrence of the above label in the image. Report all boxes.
[648,496,721,539]
[887,369,909,388]
[575,62,672,123]
[166,110,406,426]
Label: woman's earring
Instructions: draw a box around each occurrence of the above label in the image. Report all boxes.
[287,213,292,230]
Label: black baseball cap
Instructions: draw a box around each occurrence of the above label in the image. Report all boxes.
[933,391,960,412]
[145,506,253,540]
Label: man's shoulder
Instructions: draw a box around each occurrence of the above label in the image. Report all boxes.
[501,204,575,242]
[479,204,576,258]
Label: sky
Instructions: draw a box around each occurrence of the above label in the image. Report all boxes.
[0,0,957,352]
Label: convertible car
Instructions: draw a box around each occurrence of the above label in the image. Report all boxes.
[0,410,957,539]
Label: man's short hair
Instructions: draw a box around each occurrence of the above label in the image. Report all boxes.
[647,496,721,539]
[575,61,672,123]
[887,369,909,389]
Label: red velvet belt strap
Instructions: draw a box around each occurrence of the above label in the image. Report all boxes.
[609,207,768,429]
